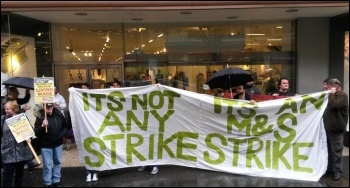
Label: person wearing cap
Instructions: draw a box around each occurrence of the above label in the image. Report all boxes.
[323,78,348,181]
[33,102,69,187]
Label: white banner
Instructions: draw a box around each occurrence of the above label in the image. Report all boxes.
[68,84,329,181]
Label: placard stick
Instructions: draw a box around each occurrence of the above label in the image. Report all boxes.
[44,102,47,133]
[26,140,41,165]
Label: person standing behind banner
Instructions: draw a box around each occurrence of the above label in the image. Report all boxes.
[80,83,99,182]
[323,78,349,181]
[245,80,261,95]
[54,87,66,115]
[34,102,69,187]
[272,77,296,97]
[323,78,330,91]
[1,101,33,187]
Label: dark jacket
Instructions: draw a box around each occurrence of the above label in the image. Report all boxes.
[34,108,68,148]
[1,115,33,163]
[1,93,31,116]
[245,85,261,95]
[277,90,295,96]
[323,91,349,132]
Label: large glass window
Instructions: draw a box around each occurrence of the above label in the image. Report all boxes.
[48,20,294,94]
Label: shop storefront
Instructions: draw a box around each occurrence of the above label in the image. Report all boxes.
[1,1,348,105]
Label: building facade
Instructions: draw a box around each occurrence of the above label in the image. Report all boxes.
[1,1,349,133]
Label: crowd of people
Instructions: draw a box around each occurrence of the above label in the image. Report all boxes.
[0,75,348,187]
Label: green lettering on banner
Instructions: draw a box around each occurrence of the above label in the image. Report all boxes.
[177,132,198,162]
[132,94,148,110]
[126,134,146,164]
[272,141,292,170]
[98,111,125,134]
[103,134,125,164]
[150,110,175,132]
[107,91,126,111]
[246,137,264,169]
[204,133,227,164]
[293,142,313,173]
[126,110,149,131]
[162,90,181,109]
[251,114,273,136]
[84,137,106,167]
[274,113,297,143]
[276,98,298,114]
[90,93,106,111]
[227,138,246,167]
[149,134,155,160]
[149,91,164,109]
[227,114,252,135]
[265,140,272,169]
[158,133,177,159]
[83,92,89,111]
[299,93,326,113]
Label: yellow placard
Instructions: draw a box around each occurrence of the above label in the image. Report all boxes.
[5,113,35,143]
[34,77,55,103]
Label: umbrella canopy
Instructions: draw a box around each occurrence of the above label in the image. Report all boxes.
[205,68,254,90]
[3,77,34,90]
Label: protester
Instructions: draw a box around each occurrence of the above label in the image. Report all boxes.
[34,102,69,187]
[1,86,31,116]
[54,87,67,115]
[272,77,296,96]
[323,78,330,91]
[110,80,121,88]
[233,84,256,105]
[138,165,159,175]
[245,80,261,95]
[1,101,33,187]
[80,83,99,182]
[323,78,348,181]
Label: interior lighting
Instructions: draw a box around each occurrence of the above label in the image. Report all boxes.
[106,37,110,42]
[276,26,283,29]
[267,38,282,41]
[158,34,163,37]
[149,40,153,43]
[246,34,265,36]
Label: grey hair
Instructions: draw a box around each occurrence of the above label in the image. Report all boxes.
[327,78,341,86]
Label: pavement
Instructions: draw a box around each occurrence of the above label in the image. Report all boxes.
[21,142,349,187]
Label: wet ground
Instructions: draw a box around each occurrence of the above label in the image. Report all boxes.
[21,142,349,187]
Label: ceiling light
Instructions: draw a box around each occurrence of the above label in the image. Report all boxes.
[267,38,282,41]
[227,16,239,19]
[132,18,143,21]
[149,40,153,43]
[276,26,283,29]
[286,9,298,13]
[246,34,265,36]
[158,34,163,37]
[180,11,192,15]
[75,12,88,16]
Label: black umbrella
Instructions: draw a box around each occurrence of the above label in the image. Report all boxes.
[205,68,254,90]
[3,77,34,90]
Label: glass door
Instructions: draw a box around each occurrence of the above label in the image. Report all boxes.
[89,64,123,89]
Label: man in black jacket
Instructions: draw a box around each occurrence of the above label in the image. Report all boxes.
[34,103,69,187]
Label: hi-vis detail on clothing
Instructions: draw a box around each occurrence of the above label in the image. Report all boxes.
[68,84,329,182]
